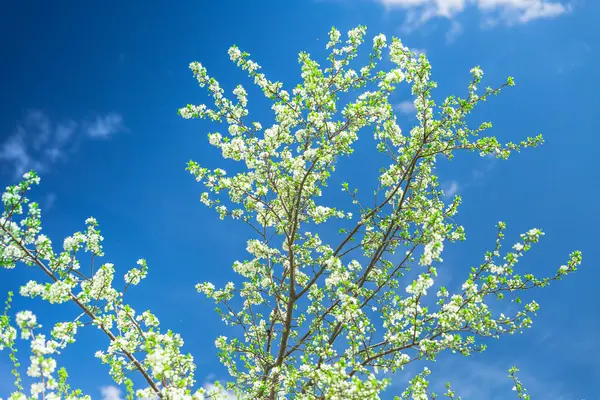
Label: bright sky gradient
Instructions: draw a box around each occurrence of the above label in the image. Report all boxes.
[1,1,598,399]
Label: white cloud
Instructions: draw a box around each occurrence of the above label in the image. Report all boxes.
[443,180,460,197]
[203,383,238,400]
[100,385,123,400]
[0,110,125,179]
[510,0,569,23]
[394,100,417,115]
[445,20,463,43]
[133,382,237,400]
[427,357,572,399]
[472,153,497,181]
[0,132,41,178]
[85,112,126,139]
[43,192,57,210]
[375,0,571,31]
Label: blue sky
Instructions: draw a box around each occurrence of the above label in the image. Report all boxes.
[1,0,598,399]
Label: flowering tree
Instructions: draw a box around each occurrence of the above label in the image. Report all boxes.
[0,26,582,400]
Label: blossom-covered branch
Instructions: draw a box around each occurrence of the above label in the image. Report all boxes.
[0,25,582,400]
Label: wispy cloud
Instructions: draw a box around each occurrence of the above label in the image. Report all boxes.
[203,382,238,400]
[472,153,497,181]
[0,110,125,179]
[387,353,573,398]
[394,100,417,115]
[85,113,126,139]
[43,192,57,211]
[442,180,460,197]
[132,380,238,400]
[100,385,123,400]
[429,356,572,399]
[375,0,572,35]
[445,20,463,43]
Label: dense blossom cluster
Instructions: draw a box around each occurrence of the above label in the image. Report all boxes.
[0,26,582,399]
